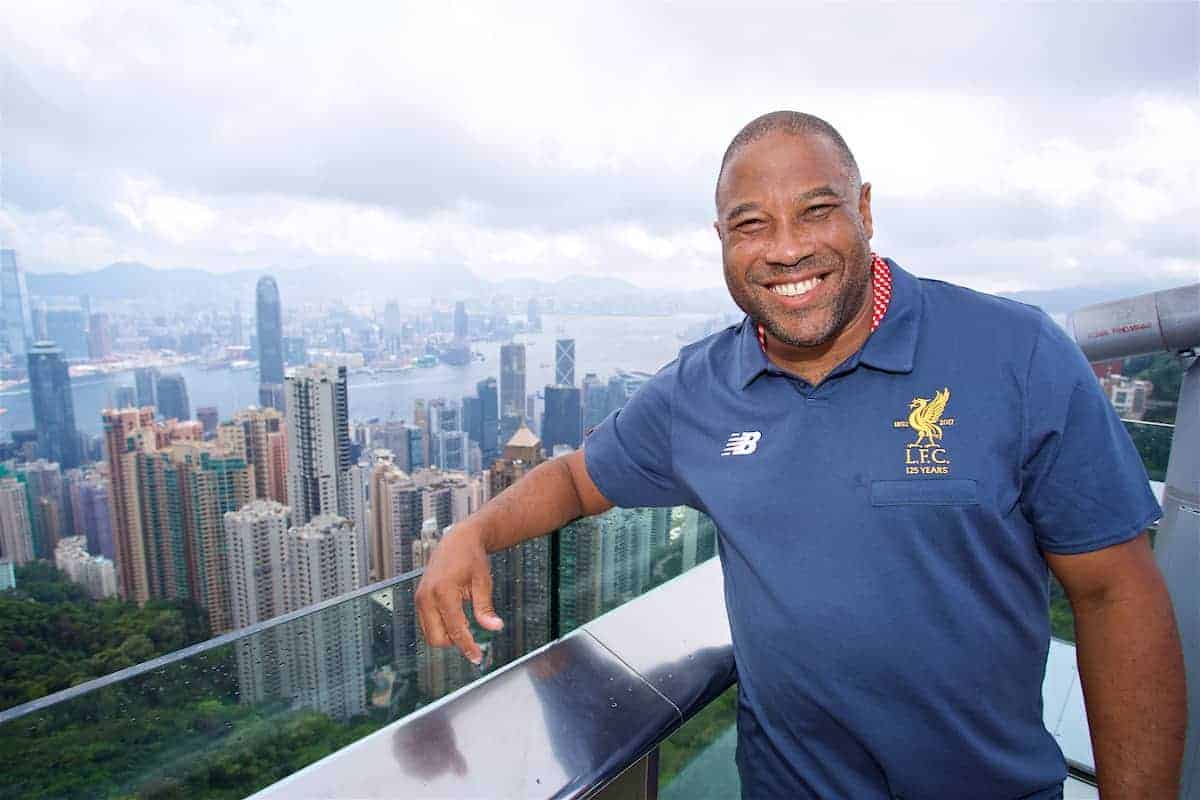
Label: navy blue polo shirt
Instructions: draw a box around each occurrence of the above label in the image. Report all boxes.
[584,260,1161,799]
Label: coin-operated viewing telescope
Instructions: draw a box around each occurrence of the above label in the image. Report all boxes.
[1069,282,1199,799]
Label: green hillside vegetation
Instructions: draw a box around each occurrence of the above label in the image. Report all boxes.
[0,563,210,712]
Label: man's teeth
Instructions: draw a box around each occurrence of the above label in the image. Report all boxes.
[768,276,823,297]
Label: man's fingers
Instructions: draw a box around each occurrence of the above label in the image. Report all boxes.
[470,568,503,631]
[417,596,451,648]
[437,589,483,665]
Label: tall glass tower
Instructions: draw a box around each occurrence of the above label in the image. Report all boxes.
[1,250,32,357]
[256,276,285,411]
[555,338,575,387]
[499,344,526,445]
[27,341,80,468]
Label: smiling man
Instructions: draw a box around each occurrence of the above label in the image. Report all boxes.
[415,111,1185,798]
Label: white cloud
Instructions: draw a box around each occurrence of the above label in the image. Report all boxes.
[0,0,1195,294]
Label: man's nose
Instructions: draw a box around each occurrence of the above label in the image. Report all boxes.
[764,220,815,267]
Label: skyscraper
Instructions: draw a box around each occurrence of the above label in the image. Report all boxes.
[134,367,159,409]
[256,276,285,412]
[369,462,423,580]
[285,366,352,525]
[225,500,292,629]
[196,406,219,437]
[28,342,81,468]
[44,308,89,360]
[499,343,526,444]
[230,406,286,503]
[453,301,468,341]
[103,407,157,603]
[526,297,541,332]
[0,473,34,565]
[79,476,114,560]
[541,385,582,456]
[87,313,112,360]
[581,372,608,432]
[288,514,368,720]
[156,373,191,422]
[462,395,482,450]
[0,250,32,357]
[21,460,67,559]
[555,338,575,387]
[138,441,254,632]
[476,377,499,467]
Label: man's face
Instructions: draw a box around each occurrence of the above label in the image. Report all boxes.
[715,132,874,349]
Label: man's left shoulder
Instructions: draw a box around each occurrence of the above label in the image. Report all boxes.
[917,276,1048,333]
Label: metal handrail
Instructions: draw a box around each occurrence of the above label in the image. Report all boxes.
[0,566,426,724]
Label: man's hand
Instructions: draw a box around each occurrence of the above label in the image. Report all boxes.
[414,523,503,665]
[414,451,613,663]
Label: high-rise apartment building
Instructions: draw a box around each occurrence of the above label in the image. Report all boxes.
[28,342,81,469]
[285,366,352,525]
[499,343,526,444]
[229,407,287,503]
[78,475,114,560]
[369,464,482,581]
[225,500,292,629]
[21,459,67,559]
[0,249,32,357]
[288,514,368,720]
[54,536,118,599]
[555,339,575,387]
[134,367,159,410]
[225,500,295,705]
[541,385,582,456]
[136,439,253,631]
[156,373,191,422]
[103,407,157,603]
[226,504,367,719]
[485,424,550,661]
[0,474,34,565]
[256,276,285,412]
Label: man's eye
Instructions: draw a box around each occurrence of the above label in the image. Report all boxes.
[806,205,834,218]
[736,219,765,231]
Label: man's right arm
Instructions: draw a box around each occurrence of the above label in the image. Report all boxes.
[414,449,613,664]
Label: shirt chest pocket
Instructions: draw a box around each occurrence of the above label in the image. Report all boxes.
[870,479,979,506]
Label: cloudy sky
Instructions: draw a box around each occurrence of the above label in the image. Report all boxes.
[1,1,1196,292]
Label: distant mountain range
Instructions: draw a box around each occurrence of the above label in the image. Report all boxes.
[22,260,1175,315]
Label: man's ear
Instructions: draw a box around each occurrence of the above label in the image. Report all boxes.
[859,182,873,240]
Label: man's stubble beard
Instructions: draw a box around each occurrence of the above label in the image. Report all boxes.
[728,244,873,350]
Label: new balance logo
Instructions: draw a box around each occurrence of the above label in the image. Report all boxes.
[721,431,761,456]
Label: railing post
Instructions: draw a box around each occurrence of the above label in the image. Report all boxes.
[549,527,561,641]
[1156,356,1200,799]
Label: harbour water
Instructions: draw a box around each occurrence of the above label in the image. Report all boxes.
[0,313,715,437]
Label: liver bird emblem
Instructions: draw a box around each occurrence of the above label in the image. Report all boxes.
[908,388,950,447]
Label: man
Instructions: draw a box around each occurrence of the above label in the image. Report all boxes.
[416,112,1186,798]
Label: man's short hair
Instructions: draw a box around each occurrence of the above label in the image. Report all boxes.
[716,111,861,205]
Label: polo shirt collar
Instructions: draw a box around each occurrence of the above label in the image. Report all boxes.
[735,257,922,389]
[858,259,921,374]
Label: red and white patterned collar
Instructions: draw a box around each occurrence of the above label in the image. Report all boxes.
[755,253,893,352]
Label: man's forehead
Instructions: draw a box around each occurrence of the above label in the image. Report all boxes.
[716,131,850,208]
